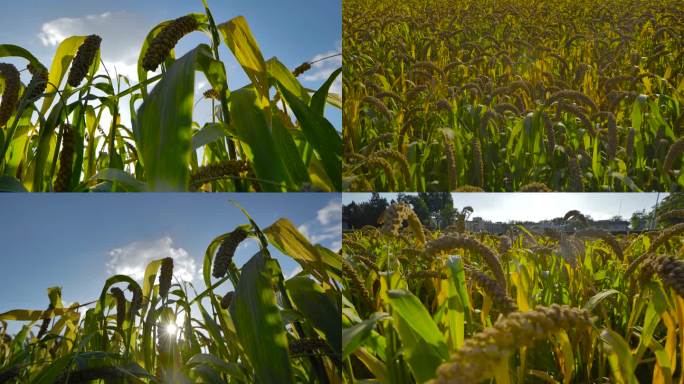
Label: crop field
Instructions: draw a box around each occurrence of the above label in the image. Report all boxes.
[342,0,684,192]
[0,2,342,192]
[0,209,342,382]
[341,203,684,383]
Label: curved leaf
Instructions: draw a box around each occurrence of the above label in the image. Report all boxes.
[134,45,213,191]
[230,251,294,384]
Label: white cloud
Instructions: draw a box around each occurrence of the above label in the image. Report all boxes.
[317,199,342,225]
[106,236,197,283]
[297,198,342,248]
[298,223,340,244]
[301,41,342,96]
[38,11,148,82]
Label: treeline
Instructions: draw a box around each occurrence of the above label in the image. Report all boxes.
[343,193,469,230]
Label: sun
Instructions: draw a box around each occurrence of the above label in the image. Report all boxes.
[165,323,178,336]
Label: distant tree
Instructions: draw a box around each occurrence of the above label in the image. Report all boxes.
[342,193,389,229]
[655,193,684,226]
[630,210,649,231]
[454,206,473,232]
[634,193,684,229]
[418,192,454,229]
[398,194,432,227]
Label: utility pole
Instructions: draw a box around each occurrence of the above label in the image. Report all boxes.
[650,192,661,230]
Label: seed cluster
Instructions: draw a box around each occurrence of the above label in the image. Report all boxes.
[343,0,684,191]
[128,283,142,317]
[659,209,684,222]
[655,256,684,298]
[342,258,373,310]
[110,287,126,330]
[292,62,312,77]
[425,235,506,289]
[575,228,623,260]
[0,63,20,128]
[379,203,425,245]
[142,16,199,72]
[53,125,75,192]
[406,270,448,280]
[67,35,102,87]
[289,338,332,357]
[189,160,251,190]
[432,305,593,384]
[159,257,174,299]
[203,89,220,100]
[468,267,517,314]
[220,291,235,309]
[36,303,54,340]
[25,63,49,103]
[519,182,552,192]
[649,223,684,252]
[663,138,684,173]
[0,365,19,383]
[212,228,248,278]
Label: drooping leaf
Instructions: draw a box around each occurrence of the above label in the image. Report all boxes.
[134,45,214,191]
[286,276,341,354]
[230,251,293,383]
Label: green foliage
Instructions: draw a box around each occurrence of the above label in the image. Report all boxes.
[0,208,342,382]
[343,0,684,192]
[341,202,684,383]
[0,3,341,192]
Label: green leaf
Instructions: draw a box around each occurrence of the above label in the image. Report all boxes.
[285,276,341,354]
[445,256,469,349]
[40,36,87,116]
[264,218,331,282]
[311,68,342,116]
[230,251,293,384]
[90,169,146,192]
[267,58,309,103]
[218,16,269,101]
[229,87,289,191]
[0,307,76,321]
[600,329,638,384]
[611,172,642,192]
[342,312,390,357]
[134,45,212,191]
[192,123,228,151]
[186,353,247,382]
[278,83,342,190]
[272,117,311,188]
[583,289,622,312]
[387,289,448,382]
[0,44,44,69]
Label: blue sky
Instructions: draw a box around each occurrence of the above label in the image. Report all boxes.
[0,193,341,328]
[344,193,668,222]
[0,0,342,129]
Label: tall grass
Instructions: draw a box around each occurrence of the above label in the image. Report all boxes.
[0,207,342,382]
[0,1,342,192]
[342,203,684,383]
[343,0,684,191]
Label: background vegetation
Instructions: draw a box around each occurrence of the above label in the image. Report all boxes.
[343,0,684,192]
[0,206,342,382]
[0,1,342,192]
[342,196,684,383]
